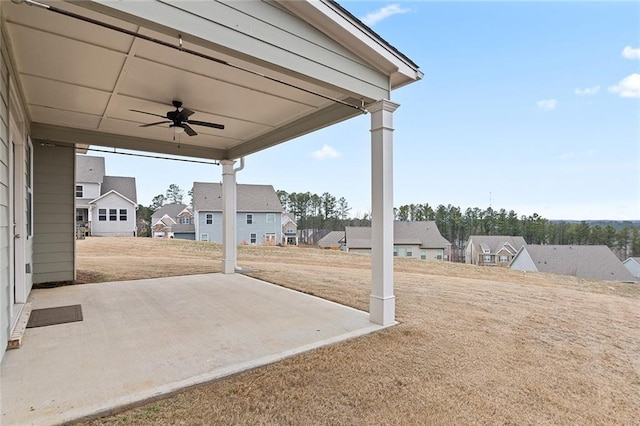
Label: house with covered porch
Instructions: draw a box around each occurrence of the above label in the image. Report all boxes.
[0,0,421,363]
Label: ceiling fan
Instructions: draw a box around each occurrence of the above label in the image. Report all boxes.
[130,100,224,137]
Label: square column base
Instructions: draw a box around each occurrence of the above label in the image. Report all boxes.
[222,259,235,274]
[369,294,396,325]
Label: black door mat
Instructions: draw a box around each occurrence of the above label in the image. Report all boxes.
[27,304,83,328]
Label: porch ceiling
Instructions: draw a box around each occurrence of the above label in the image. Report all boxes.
[1,0,394,160]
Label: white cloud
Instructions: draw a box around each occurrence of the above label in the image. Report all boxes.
[622,46,640,60]
[310,145,341,160]
[536,99,557,111]
[360,4,411,27]
[609,73,640,98]
[574,85,600,96]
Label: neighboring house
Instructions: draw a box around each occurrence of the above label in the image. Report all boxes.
[282,212,298,246]
[509,245,636,282]
[193,183,283,245]
[345,221,452,260]
[76,156,137,237]
[151,204,195,240]
[465,235,527,266]
[319,231,346,249]
[622,257,640,279]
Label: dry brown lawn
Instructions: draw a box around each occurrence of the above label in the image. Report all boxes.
[74,237,640,425]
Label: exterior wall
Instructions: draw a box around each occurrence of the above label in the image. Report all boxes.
[509,250,538,272]
[90,193,136,236]
[622,259,640,278]
[76,182,100,202]
[0,17,10,358]
[33,142,75,284]
[174,233,195,241]
[197,211,282,245]
[421,248,446,261]
[393,245,421,259]
[464,240,476,264]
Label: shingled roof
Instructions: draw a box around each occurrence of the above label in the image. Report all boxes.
[76,155,105,183]
[345,221,451,250]
[101,176,137,204]
[510,245,635,282]
[192,183,282,212]
[151,204,190,222]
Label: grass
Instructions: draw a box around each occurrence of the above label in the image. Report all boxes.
[75,237,640,425]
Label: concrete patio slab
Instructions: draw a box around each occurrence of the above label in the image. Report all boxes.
[1,273,387,425]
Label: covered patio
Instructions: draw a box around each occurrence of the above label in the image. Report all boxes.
[1,273,387,424]
[0,0,421,421]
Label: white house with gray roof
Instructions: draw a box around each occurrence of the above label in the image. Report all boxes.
[193,183,283,245]
[345,221,452,260]
[465,235,527,267]
[76,155,137,237]
[509,245,635,282]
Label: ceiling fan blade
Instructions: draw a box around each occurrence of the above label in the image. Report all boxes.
[130,109,167,119]
[182,124,198,136]
[177,108,195,122]
[187,119,225,130]
[140,121,171,127]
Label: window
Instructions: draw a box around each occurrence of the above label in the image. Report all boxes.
[205,214,213,225]
[180,217,190,224]
[265,233,276,244]
[483,255,492,263]
[119,209,127,221]
[437,250,444,261]
[246,214,253,224]
[266,213,275,223]
[75,185,83,198]
[393,247,398,257]
[76,209,84,222]
[420,250,427,260]
[200,233,209,242]
[286,226,295,233]
[109,209,117,221]
[98,208,107,221]
[250,233,257,244]
[499,255,509,263]
[406,248,413,257]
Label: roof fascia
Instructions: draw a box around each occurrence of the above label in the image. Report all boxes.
[278,0,422,89]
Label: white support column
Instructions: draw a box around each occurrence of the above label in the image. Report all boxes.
[221,159,237,274]
[369,99,399,325]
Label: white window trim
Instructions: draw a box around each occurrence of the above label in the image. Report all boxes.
[246,214,253,225]
[205,213,213,225]
[250,233,257,244]
[75,184,83,198]
[200,233,209,242]
[266,213,275,223]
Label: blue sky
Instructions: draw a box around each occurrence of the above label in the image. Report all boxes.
[101,1,640,220]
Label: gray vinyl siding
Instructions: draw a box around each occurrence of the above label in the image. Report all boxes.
[33,142,74,284]
[0,20,9,359]
[197,212,282,245]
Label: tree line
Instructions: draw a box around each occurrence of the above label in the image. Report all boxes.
[137,185,639,260]
[393,203,640,261]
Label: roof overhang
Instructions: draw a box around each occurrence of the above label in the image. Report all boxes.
[1,0,421,161]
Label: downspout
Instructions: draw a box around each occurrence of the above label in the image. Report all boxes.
[234,157,245,173]
[234,157,244,271]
